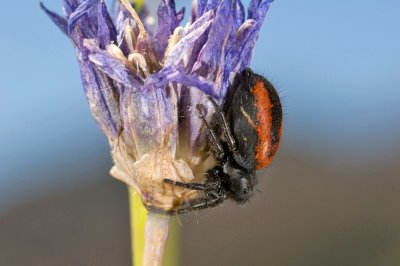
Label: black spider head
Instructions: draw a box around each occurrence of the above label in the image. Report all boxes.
[223,158,257,203]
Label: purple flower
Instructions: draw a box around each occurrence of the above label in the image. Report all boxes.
[42,0,272,212]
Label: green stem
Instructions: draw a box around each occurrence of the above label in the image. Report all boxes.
[129,187,147,266]
[129,187,179,266]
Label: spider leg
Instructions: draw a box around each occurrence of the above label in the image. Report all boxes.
[163,179,208,190]
[196,104,225,160]
[207,95,237,152]
[164,177,221,190]
[174,191,226,214]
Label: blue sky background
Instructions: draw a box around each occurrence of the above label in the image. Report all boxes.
[0,0,399,212]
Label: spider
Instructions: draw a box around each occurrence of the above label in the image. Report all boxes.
[164,68,283,213]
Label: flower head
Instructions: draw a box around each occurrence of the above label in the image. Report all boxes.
[42,0,273,212]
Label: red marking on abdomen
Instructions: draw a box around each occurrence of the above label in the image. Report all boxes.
[252,81,277,170]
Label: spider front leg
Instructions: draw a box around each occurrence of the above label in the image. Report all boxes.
[163,179,209,191]
[163,176,221,192]
[163,177,224,213]
[173,190,226,214]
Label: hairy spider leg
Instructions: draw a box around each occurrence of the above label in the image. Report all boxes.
[163,170,221,191]
[163,168,225,212]
[174,191,226,214]
[207,96,237,152]
[163,179,208,191]
[196,104,225,160]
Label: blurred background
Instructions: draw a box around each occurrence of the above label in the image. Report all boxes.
[1,0,400,265]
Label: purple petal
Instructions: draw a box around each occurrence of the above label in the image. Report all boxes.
[222,0,244,66]
[113,2,135,55]
[193,0,233,71]
[238,22,265,68]
[184,10,214,73]
[79,51,121,137]
[176,7,185,23]
[248,0,273,21]
[197,0,219,18]
[62,0,82,18]
[97,2,110,48]
[77,37,122,137]
[185,9,214,35]
[113,1,130,33]
[192,0,234,96]
[240,0,273,67]
[164,13,213,67]
[223,19,256,82]
[204,0,220,12]
[115,19,136,56]
[84,40,142,88]
[145,65,220,100]
[97,1,117,48]
[196,0,205,17]
[40,2,68,35]
[153,0,181,60]
[68,0,99,34]
[234,0,245,30]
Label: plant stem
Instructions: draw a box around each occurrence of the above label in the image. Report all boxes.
[143,212,171,266]
[129,187,178,266]
[162,218,180,266]
[129,187,147,266]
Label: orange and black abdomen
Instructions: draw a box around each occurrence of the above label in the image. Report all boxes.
[227,69,282,170]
